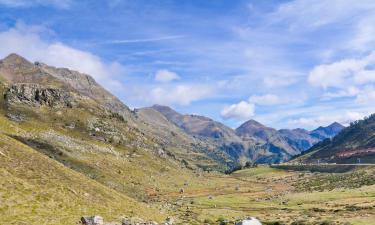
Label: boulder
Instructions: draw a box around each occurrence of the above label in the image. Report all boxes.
[235,217,262,225]
[81,215,104,225]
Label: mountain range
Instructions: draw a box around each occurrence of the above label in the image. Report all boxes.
[143,104,344,165]
[0,53,344,170]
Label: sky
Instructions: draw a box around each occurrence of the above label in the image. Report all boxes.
[0,0,375,130]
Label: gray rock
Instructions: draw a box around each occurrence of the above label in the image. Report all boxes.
[4,83,77,108]
[6,112,26,122]
[81,215,104,225]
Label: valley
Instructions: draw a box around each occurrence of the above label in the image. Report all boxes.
[0,54,374,225]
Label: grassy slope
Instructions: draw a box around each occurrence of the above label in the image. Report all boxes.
[0,83,215,224]
[0,133,162,225]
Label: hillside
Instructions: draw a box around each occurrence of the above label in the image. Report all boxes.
[294,115,375,164]
[0,54,228,223]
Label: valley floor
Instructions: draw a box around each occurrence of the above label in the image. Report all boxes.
[155,166,375,225]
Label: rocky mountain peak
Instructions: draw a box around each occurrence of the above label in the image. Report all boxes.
[310,122,344,140]
[152,104,178,114]
[151,104,183,124]
[0,53,34,70]
[327,122,345,130]
[235,119,270,137]
[239,119,266,129]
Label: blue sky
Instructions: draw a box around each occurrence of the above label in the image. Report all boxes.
[1,0,375,129]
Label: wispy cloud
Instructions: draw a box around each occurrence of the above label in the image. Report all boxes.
[0,0,72,9]
[100,35,185,44]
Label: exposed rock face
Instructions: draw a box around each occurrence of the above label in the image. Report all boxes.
[0,53,131,118]
[4,83,76,108]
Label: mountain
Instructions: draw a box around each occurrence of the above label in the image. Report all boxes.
[235,120,298,155]
[234,120,299,163]
[151,105,242,143]
[294,116,375,164]
[278,128,320,151]
[310,122,345,140]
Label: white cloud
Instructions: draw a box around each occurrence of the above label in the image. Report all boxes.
[308,52,375,88]
[272,0,375,31]
[154,69,180,82]
[221,101,255,121]
[150,85,211,106]
[0,22,125,91]
[322,86,359,99]
[0,0,72,8]
[355,87,375,104]
[249,94,285,106]
[354,70,375,84]
[263,76,297,88]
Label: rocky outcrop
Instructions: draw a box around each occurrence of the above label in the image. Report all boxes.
[4,83,77,108]
[35,62,133,117]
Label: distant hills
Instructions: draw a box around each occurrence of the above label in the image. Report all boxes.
[148,105,344,165]
[294,115,375,164]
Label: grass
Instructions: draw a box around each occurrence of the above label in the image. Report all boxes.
[162,166,375,225]
[0,133,163,225]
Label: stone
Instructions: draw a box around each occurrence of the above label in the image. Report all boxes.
[6,112,25,122]
[235,217,262,225]
[81,215,104,225]
[164,216,174,225]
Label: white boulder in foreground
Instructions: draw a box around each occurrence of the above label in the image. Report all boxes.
[235,217,262,225]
